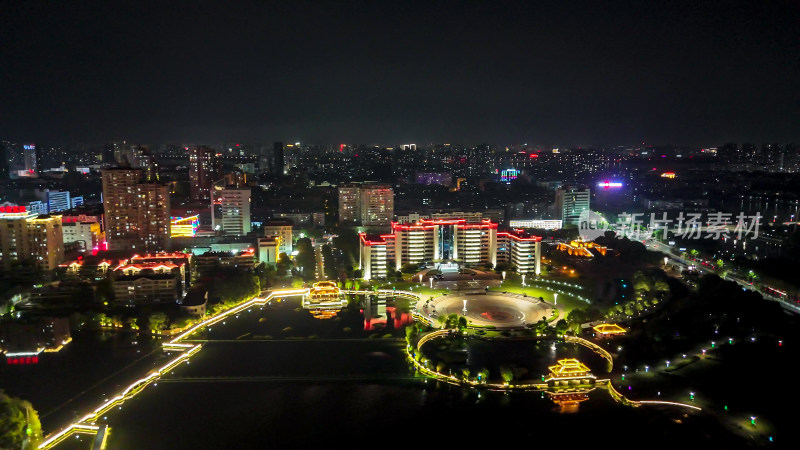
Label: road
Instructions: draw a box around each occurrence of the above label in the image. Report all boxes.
[646,238,800,314]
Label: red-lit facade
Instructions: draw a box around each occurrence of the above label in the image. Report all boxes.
[359,218,541,280]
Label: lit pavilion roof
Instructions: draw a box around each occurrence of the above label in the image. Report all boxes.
[547,358,592,377]
[592,323,627,335]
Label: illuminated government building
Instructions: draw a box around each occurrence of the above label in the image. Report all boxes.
[358,218,541,280]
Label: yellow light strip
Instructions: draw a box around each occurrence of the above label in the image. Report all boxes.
[40,289,310,449]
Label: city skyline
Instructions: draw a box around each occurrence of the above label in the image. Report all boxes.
[2,0,799,146]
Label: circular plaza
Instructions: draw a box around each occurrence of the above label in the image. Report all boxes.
[416,292,554,330]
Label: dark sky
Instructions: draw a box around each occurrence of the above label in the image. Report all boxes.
[1,0,799,147]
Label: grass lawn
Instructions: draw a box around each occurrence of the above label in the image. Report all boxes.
[489,280,592,316]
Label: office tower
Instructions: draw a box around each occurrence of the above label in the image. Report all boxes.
[359,184,394,226]
[273,142,285,175]
[189,146,218,201]
[210,174,251,235]
[555,186,591,226]
[338,183,361,224]
[45,190,71,213]
[0,207,64,271]
[220,187,251,235]
[102,168,171,251]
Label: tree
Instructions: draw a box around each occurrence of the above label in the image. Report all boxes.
[89,312,109,330]
[400,262,419,274]
[566,309,587,327]
[555,319,569,336]
[0,390,42,449]
[255,263,276,288]
[147,312,169,331]
[461,368,471,380]
[476,368,489,383]
[95,277,115,304]
[457,316,468,331]
[276,252,291,276]
[500,365,514,383]
[295,237,317,280]
[321,244,338,279]
[534,318,550,335]
[405,325,418,343]
[494,262,512,274]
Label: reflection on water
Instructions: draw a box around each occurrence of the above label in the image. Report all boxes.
[363,295,414,331]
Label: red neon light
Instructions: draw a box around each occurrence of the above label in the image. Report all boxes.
[497,232,542,242]
[359,233,387,246]
[529,153,538,158]
[339,144,345,152]
[0,206,27,214]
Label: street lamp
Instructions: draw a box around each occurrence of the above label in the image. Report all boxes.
[521,274,526,286]
[429,277,433,289]
[502,271,506,281]
[664,256,668,268]
[553,293,558,305]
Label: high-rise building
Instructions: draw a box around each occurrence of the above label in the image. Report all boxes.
[219,186,251,235]
[337,183,394,226]
[189,146,219,201]
[273,142,285,175]
[23,144,37,177]
[338,183,361,224]
[555,186,591,226]
[102,168,142,250]
[359,184,394,226]
[138,182,171,250]
[0,207,64,271]
[42,190,71,213]
[102,168,171,251]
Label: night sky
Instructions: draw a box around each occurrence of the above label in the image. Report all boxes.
[1,0,798,146]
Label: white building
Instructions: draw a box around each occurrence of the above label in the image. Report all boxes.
[220,187,251,235]
[263,222,293,255]
[358,217,541,280]
[509,219,563,230]
[62,221,101,251]
[257,237,278,265]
